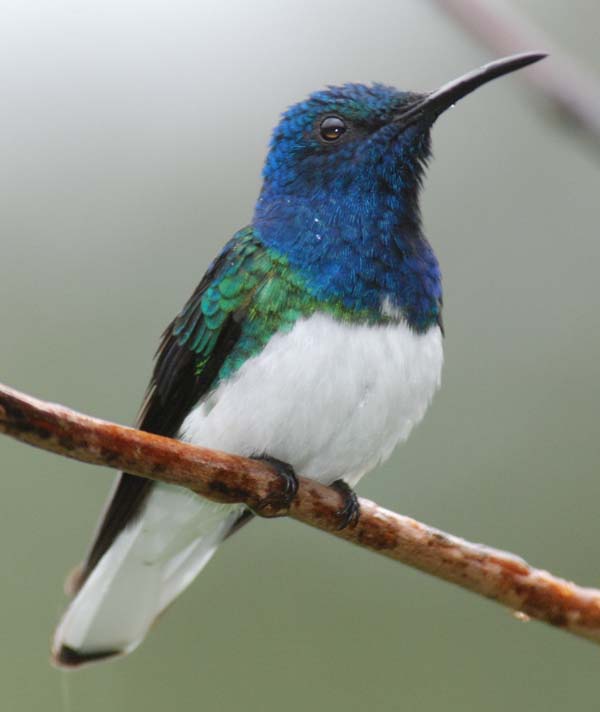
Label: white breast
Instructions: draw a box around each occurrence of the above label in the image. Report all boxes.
[53,313,443,662]
[180,313,443,486]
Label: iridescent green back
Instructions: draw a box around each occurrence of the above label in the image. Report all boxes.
[173,226,385,387]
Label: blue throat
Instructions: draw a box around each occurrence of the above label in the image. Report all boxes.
[253,124,442,333]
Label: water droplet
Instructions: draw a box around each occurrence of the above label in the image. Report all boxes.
[315,234,322,241]
[512,611,530,622]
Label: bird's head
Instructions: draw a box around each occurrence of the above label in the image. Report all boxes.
[254,53,545,329]
[262,83,427,199]
[259,53,546,206]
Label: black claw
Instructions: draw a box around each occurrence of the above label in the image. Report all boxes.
[330,479,360,530]
[252,455,298,517]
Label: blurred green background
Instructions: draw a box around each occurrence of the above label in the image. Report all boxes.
[1,1,599,710]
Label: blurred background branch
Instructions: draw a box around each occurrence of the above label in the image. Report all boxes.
[1,2,598,706]
[3,381,600,647]
[433,0,600,154]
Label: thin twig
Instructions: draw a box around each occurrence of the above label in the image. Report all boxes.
[2,381,600,645]
[433,0,600,151]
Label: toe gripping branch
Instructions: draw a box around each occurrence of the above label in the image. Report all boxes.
[252,455,299,517]
[330,479,360,530]
[250,457,359,529]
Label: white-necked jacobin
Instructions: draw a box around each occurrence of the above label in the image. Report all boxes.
[53,52,545,667]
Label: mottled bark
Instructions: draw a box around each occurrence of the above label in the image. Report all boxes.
[2,382,600,645]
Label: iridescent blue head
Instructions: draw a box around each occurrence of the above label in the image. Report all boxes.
[260,83,430,201]
[253,53,545,332]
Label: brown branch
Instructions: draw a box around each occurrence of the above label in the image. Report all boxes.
[433,0,600,151]
[2,382,600,645]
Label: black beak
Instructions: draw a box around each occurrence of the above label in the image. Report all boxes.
[395,52,547,129]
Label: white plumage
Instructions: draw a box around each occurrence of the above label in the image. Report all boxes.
[181,313,443,485]
[53,313,443,661]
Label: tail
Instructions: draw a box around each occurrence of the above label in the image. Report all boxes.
[52,484,244,668]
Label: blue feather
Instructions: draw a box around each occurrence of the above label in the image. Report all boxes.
[253,83,442,332]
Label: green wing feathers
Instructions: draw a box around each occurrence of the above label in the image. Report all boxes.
[76,227,313,585]
[172,226,312,385]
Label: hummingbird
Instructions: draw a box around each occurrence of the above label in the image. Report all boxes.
[52,52,545,667]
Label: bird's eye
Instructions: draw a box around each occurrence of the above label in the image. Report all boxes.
[319,116,347,142]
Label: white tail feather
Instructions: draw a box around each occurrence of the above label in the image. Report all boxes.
[53,484,243,663]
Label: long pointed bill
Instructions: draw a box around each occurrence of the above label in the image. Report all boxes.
[395,52,547,129]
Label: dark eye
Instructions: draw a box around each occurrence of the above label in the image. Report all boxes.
[319,116,347,142]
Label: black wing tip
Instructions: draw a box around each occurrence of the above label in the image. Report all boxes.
[51,644,123,669]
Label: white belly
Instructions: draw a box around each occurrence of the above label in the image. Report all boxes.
[180,313,443,486]
[53,313,443,659]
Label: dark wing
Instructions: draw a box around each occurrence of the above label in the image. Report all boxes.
[74,229,264,590]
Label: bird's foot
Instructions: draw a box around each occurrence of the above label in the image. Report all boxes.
[252,455,299,518]
[330,479,360,530]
